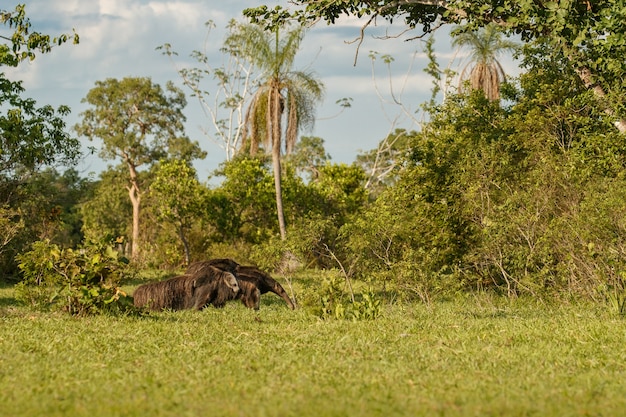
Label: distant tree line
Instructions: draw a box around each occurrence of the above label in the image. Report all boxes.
[3,3,626,313]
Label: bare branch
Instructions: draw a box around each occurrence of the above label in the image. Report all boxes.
[345,14,378,66]
[322,243,355,302]
[405,20,445,41]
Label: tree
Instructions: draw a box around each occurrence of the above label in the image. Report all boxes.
[1,4,78,66]
[244,1,626,133]
[75,77,205,260]
[1,4,80,278]
[80,167,132,248]
[452,24,518,101]
[1,4,81,181]
[150,160,206,265]
[0,78,80,181]
[226,23,324,240]
[285,136,330,182]
[18,168,90,245]
[213,155,279,244]
[355,128,413,196]
[313,163,367,218]
[158,20,258,160]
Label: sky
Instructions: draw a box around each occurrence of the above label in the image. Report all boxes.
[3,0,519,182]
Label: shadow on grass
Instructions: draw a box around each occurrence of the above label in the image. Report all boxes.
[0,280,21,308]
[0,295,20,308]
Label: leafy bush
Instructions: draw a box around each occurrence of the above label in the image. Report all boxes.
[596,279,626,317]
[249,215,341,272]
[300,270,382,321]
[15,239,133,315]
[338,66,626,303]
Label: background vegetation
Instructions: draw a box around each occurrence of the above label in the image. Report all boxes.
[2,2,626,414]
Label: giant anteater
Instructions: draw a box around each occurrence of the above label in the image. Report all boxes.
[133,266,239,311]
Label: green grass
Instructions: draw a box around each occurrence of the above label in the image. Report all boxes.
[1,282,625,417]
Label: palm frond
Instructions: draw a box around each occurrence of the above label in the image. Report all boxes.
[276,27,304,74]
[234,24,324,157]
[242,87,270,155]
[453,23,518,100]
[225,23,273,73]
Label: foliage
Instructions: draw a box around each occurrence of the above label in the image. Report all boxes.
[149,159,207,265]
[284,135,330,182]
[248,210,339,271]
[422,34,457,105]
[0,169,91,279]
[76,77,203,165]
[451,23,519,100]
[248,234,290,272]
[245,1,626,131]
[257,214,338,270]
[126,150,364,268]
[551,178,626,306]
[298,270,381,321]
[311,163,367,217]
[213,155,279,243]
[138,223,185,269]
[0,77,80,177]
[227,22,325,239]
[597,278,626,317]
[1,4,78,66]
[247,161,368,271]
[14,239,132,315]
[75,77,205,259]
[19,168,90,244]
[0,5,81,278]
[200,188,243,244]
[0,205,24,276]
[79,168,131,246]
[341,48,626,301]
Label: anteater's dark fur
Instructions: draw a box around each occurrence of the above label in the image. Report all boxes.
[186,258,240,276]
[133,266,239,311]
[186,259,295,310]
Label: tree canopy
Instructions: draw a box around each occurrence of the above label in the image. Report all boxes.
[1,4,79,66]
[244,1,626,132]
[1,4,81,277]
[75,77,204,259]
[1,4,81,179]
[452,23,518,100]
[150,159,206,265]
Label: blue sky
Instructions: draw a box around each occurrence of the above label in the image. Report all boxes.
[4,1,518,182]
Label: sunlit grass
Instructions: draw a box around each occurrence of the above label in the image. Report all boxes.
[1,283,625,417]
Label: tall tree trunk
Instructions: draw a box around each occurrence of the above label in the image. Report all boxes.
[273,145,286,240]
[127,161,141,260]
[128,184,141,260]
[269,83,287,240]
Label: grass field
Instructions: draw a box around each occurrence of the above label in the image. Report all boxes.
[1,281,625,417]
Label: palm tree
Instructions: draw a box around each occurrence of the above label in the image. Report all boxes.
[452,24,518,101]
[226,23,324,239]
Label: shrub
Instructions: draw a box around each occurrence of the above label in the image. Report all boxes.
[15,239,133,315]
[300,270,382,321]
